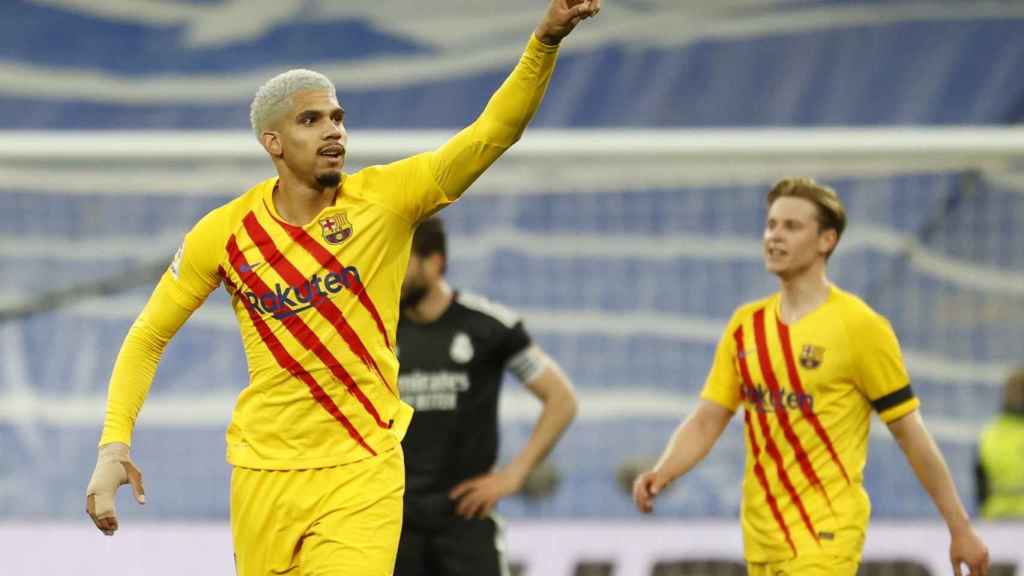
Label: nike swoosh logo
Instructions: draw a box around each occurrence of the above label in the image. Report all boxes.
[239,262,262,273]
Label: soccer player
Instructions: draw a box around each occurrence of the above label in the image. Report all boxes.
[83,1,599,574]
[393,217,577,576]
[632,178,990,576]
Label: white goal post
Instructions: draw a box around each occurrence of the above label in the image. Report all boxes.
[3,127,1024,201]
[2,126,1024,434]
[3,127,1024,161]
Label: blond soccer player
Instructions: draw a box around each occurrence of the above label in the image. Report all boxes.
[84,2,599,575]
[633,179,990,576]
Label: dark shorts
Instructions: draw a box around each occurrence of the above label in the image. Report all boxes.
[395,495,508,576]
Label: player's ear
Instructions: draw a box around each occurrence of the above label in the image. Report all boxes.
[818,228,838,256]
[260,131,283,158]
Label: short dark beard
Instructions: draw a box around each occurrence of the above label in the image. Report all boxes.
[400,285,428,310]
[316,171,341,189]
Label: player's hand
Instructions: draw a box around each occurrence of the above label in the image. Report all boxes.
[632,469,669,514]
[85,442,146,536]
[950,524,989,576]
[534,0,600,46]
[449,467,523,519]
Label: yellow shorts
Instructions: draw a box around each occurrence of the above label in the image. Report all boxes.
[230,447,404,576]
[747,554,858,576]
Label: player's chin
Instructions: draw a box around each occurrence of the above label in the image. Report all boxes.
[314,169,342,189]
[764,260,787,276]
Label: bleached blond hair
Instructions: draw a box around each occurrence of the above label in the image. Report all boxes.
[249,69,336,139]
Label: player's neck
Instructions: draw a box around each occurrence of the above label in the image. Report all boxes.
[273,175,338,226]
[405,280,453,324]
[777,265,831,325]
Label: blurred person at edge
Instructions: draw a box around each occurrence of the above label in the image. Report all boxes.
[633,178,990,576]
[976,368,1024,519]
[83,2,599,575]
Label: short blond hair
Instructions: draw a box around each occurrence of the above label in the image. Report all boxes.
[249,69,336,139]
[767,177,847,257]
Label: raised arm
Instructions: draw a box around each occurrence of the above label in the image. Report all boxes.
[427,0,599,199]
[887,411,989,576]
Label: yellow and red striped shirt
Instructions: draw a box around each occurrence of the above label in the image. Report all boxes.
[701,286,919,563]
[99,35,559,470]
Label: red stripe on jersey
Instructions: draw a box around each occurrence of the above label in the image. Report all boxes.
[776,316,851,484]
[743,409,797,557]
[241,213,391,428]
[735,327,797,556]
[736,324,819,547]
[271,216,396,396]
[219,252,377,457]
[753,309,832,508]
[218,268,238,293]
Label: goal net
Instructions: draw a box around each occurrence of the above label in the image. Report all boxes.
[1,128,1022,520]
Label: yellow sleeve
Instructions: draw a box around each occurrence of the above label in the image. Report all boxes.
[99,211,225,446]
[367,34,559,222]
[164,209,225,310]
[699,312,743,412]
[98,278,195,446]
[852,310,919,423]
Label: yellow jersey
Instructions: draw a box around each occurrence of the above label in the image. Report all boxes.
[701,286,919,562]
[99,35,559,470]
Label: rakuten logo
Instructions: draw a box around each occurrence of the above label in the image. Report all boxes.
[243,267,361,319]
[741,383,814,413]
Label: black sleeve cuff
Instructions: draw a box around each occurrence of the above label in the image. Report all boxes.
[871,384,915,413]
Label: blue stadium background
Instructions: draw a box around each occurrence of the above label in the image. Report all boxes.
[1,0,1022,525]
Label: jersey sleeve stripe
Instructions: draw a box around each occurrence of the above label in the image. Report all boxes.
[273,213,394,353]
[870,384,916,414]
[248,214,396,401]
[241,213,392,429]
[745,316,820,546]
[776,316,851,485]
[507,347,546,384]
[753,310,832,513]
[456,292,520,328]
[734,325,798,556]
[221,248,376,457]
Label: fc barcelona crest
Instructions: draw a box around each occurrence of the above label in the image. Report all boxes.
[799,344,825,369]
[319,213,353,245]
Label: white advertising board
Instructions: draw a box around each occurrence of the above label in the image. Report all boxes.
[4,521,1021,575]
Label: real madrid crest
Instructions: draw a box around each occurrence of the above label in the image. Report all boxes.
[799,344,825,369]
[450,332,474,364]
[319,212,353,245]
